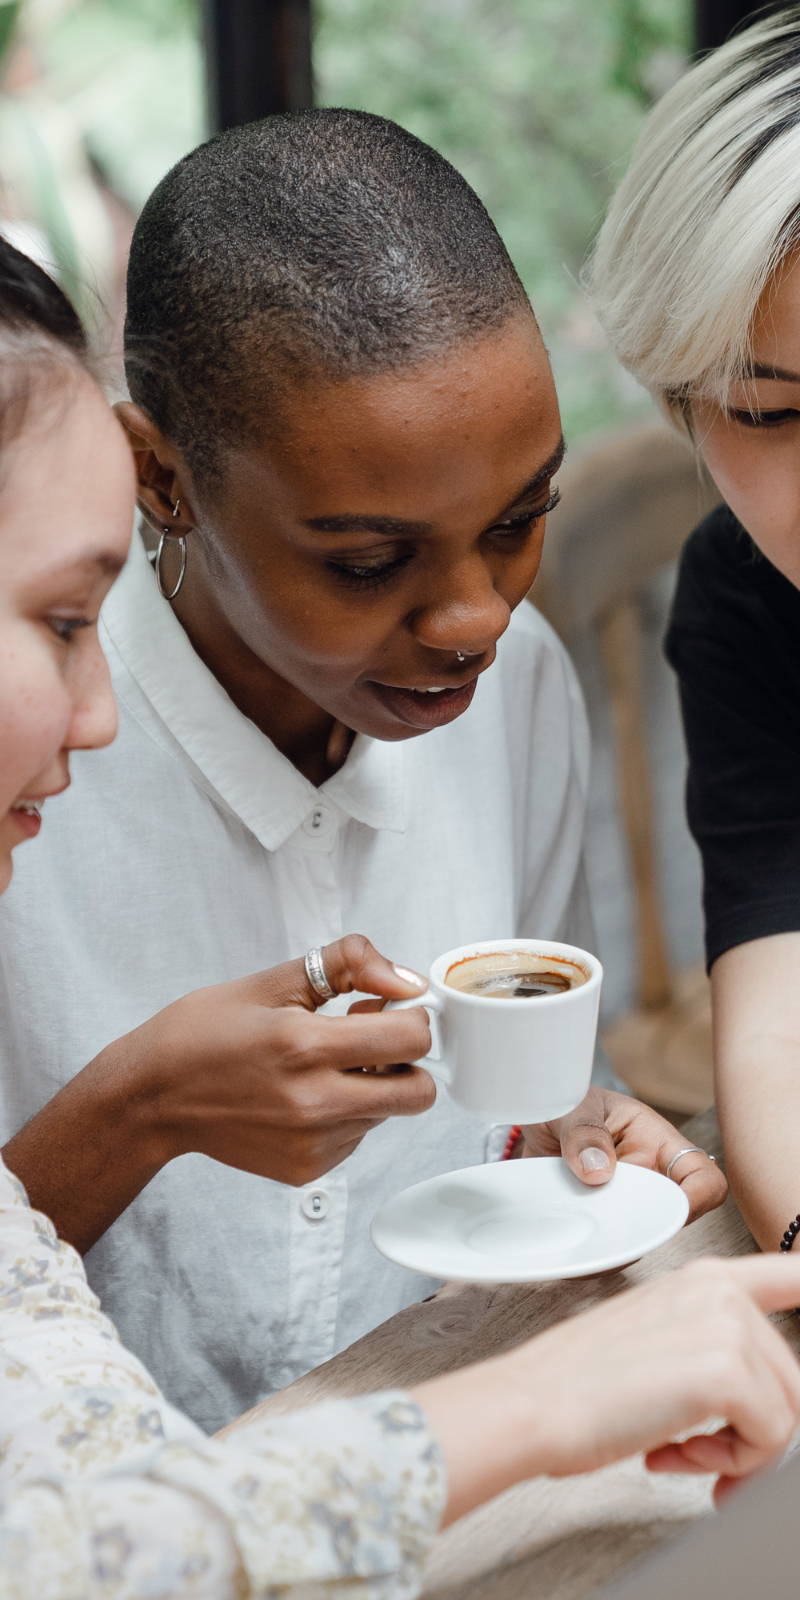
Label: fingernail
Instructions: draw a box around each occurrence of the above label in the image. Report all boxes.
[579,1147,611,1174]
[393,965,426,986]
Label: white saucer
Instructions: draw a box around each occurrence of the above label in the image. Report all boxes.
[370,1157,689,1282]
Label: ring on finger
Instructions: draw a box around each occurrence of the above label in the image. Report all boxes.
[304,946,336,1002]
[665,1146,717,1181]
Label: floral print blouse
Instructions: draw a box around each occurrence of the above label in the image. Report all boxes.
[0,1157,445,1597]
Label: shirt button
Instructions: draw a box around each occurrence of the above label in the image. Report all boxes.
[301,1187,331,1220]
[302,803,335,839]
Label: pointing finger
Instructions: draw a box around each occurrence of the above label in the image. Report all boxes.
[721,1253,800,1316]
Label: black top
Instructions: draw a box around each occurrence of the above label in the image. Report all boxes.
[665,504,800,970]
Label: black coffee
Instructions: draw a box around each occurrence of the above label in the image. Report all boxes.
[462,970,573,999]
[445,951,587,999]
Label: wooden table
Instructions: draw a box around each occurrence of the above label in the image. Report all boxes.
[221,1110,800,1598]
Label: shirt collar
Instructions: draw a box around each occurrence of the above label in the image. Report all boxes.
[100,533,405,850]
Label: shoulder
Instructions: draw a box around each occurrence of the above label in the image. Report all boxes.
[496,599,586,724]
[503,598,582,689]
[667,504,800,658]
[454,598,588,780]
[665,504,800,743]
[427,598,586,770]
[506,595,565,647]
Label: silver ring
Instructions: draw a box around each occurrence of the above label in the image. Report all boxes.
[304,947,336,1002]
[666,1146,716,1181]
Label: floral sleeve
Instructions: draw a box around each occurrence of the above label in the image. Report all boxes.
[0,1158,446,1598]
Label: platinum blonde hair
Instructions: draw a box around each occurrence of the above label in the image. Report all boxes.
[586,7,800,424]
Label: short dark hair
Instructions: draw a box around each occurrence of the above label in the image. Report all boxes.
[0,236,88,454]
[124,108,530,487]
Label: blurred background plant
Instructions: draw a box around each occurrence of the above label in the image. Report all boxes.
[0,0,690,433]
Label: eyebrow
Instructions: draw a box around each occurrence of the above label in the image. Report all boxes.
[303,436,566,538]
[748,362,800,383]
[39,551,127,582]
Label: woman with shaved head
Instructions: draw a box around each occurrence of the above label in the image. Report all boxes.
[0,109,724,1438]
[0,213,798,1600]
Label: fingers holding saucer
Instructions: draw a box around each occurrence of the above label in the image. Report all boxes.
[552,1095,617,1186]
[662,1144,728,1222]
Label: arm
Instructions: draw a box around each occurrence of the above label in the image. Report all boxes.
[1,936,435,1255]
[414,1253,800,1523]
[4,1153,800,1595]
[0,1157,443,1598]
[712,931,800,1250]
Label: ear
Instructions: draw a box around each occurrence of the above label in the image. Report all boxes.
[114,403,196,540]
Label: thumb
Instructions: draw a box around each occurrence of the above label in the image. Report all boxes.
[558,1102,617,1187]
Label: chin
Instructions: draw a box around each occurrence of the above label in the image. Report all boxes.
[0,854,12,896]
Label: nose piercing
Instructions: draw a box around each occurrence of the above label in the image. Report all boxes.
[457,652,465,662]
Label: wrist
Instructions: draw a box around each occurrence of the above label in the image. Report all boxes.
[411,1352,553,1524]
[89,1029,180,1170]
[1,1033,178,1256]
[501,1125,524,1160]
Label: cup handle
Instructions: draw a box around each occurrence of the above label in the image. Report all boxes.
[383,992,451,1085]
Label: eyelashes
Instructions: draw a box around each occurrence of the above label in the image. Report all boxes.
[327,488,561,591]
[330,552,415,590]
[729,407,800,430]
[48,616,91,641]
[492,486,561,532]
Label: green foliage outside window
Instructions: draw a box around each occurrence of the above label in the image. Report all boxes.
[315,0,692,437]
[1,0,691,438]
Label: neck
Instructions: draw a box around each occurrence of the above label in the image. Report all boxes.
[171,574,353,788]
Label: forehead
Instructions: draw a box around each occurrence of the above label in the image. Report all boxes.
[0,376,133,582]
[242,315,560,518]
[753,250,800,359]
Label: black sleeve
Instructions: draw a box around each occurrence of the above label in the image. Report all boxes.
[664,505,800,970]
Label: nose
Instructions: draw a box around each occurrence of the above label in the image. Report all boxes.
[64,632,119,753]
[408,556,511,656]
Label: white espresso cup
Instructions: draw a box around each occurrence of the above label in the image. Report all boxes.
[387,938,602,1123]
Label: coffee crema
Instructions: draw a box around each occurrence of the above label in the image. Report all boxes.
[444,950,588,1000]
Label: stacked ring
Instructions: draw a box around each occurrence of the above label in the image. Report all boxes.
[304,947,336,1002]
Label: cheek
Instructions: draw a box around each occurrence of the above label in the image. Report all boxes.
[0,628,71,814]
[699,418,800,579]
[234,568,396,674]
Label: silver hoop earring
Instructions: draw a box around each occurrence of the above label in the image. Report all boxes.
[172,498,180,518]
[155,529,187,601]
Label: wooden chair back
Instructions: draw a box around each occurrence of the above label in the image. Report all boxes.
[528,421,720,1112]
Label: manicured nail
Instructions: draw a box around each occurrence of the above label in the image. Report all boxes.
[393,965,427,986]
[579,1147,611,1174]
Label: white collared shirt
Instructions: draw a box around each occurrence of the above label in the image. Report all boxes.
[0,535,593,1432]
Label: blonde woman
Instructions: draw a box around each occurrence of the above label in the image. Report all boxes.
[588,6,800,1255]
[4,239,800,1595]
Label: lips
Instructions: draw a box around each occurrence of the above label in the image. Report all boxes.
[9,801,42,839]
[368,677,478,729]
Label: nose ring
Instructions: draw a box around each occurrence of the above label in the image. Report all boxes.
[457,651,465,662]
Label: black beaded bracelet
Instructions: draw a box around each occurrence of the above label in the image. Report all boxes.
[780,1214,800,1251]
